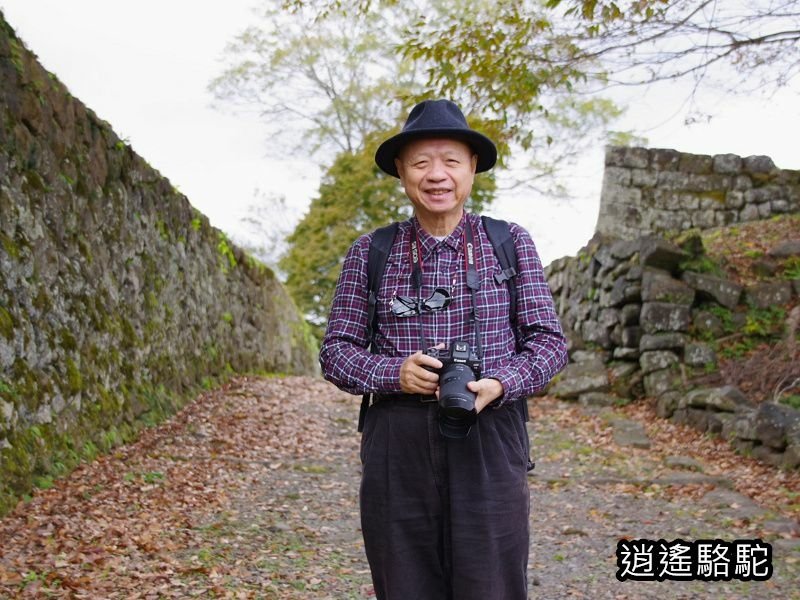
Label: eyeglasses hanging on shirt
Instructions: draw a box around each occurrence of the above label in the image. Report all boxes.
[391,287,452,317]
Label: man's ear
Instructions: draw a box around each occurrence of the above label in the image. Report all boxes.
[394,157,404,178]
[471,154,478,174]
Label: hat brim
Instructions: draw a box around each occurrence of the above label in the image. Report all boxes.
[375,129,497,178]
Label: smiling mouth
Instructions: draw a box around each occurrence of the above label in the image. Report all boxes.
[426,188,452,198]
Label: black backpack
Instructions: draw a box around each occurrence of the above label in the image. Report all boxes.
[359,216,530,437]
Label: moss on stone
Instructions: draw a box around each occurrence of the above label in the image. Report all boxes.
[699,190,726,204]
[65,358,83,395]
[0,233,20,260]
[0,306,13,339]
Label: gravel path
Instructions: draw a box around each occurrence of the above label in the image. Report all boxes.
[1,375,798,599]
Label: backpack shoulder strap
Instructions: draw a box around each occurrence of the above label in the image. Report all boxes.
[365,222,399,346]
[358,221,399,432]
[481,216,531,425]
[481,216,518,326]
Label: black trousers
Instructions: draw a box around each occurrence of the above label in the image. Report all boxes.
[359,397,531,600]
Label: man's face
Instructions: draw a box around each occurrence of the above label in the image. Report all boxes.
[395,138,478,225]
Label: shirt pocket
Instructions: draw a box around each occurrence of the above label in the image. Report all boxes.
[475,272,515,358]
[374,259,412,353]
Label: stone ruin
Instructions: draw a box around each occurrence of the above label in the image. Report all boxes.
[544,146,800,470]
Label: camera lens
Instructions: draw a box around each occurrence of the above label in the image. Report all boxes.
[439,364,476,418]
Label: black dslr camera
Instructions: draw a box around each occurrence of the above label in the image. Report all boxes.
[425,341,481,438]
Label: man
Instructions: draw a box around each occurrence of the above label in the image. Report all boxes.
[319,99,567,599]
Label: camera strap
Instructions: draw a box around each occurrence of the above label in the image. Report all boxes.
[463,220,483,360]
[408,218,483,358]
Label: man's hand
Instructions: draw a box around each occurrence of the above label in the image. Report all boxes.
[400,351,442,395]
[468,378,504,413]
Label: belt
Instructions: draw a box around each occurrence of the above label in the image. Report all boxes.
[373,393,438,404]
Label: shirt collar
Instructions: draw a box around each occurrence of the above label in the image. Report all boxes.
[412,213,467,255]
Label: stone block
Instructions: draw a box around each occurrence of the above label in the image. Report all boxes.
[550,361,610,399]
[643,368,682,397]
[744,281,793,309]
[639,350,679,375]
[605,146,629,167]
[767,240,800,258]
[626,266,643,281]
[656,171,690,189]
[713,154,742,174]
[743,155,776,173]
[782,445,800,469]
[707,412,734,435]
[642,269,695,304]
[750,444,784,468]
[570,350,609,365]
[754,402,800,450]
[604,167,632,186]
[744,187,776,204]
[612,347,640,361]
[620,303,641,326]
[651,148,682,171]
[723,412,758,441]
[739,204,760,221]
[598,308,621,328]
[732,175,753,191]
[640,302,691,334]
[685,386,750,413]
[714,210,738,227]
[656,392,681,418]
[692,209,717,229]
[688,173,732,193]
[621,326,642,348]
[692,310,724,338]
[581,320,612,349]
[684,343,716,368]
[609,239,640,260]
[639,333,687,351]
[631,169,658,187]
[678,153,713,174]
[771,199,790,213]
[638,236,687,273]
[724,190,745,209]
[687,408,710,432]
[682,272,742,309]
[624,148,651,169]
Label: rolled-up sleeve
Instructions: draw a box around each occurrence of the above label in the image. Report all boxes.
[486,225,568,402]
[319,236,405,395]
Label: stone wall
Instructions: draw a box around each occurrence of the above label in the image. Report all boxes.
[596,146,800,239]
[0,13,317,512]
[545,230,800,470]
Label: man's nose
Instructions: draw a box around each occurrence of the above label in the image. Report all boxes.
[425,159,447,180]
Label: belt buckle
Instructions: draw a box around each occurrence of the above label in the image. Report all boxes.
[418,394,438,403]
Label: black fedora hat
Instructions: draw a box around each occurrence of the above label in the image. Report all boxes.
[375,99,497,178]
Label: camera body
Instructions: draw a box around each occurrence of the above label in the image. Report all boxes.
[425,341,481,436]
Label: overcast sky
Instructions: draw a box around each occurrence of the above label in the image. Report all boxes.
[2,0,799,266]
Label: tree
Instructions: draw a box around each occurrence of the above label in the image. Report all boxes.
[402,0,800,123]
[209,4,419,160]
[280,135,496,339]
[230,190,299,278]
[548,0,800,93]
[213,0,621,334]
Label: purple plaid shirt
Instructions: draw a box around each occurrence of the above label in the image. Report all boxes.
[319,212,567,403]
